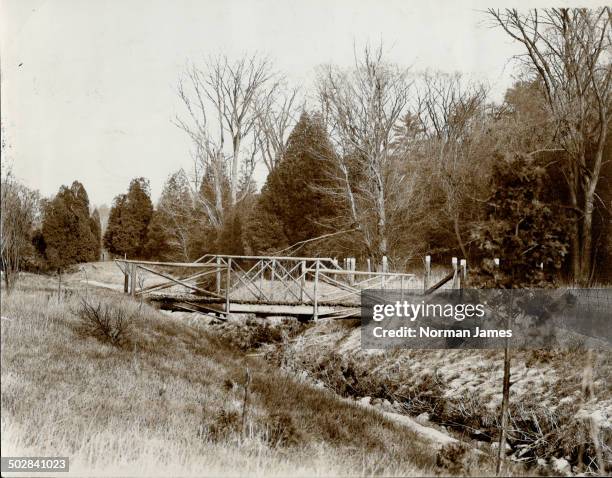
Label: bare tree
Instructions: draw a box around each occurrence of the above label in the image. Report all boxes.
[176,67,230,228]
[317,45,412,261]
[0,171,38,292]
[488,7,612,283]
[176,54,281,211]
[255,86,300,172]
[411,72,490,258]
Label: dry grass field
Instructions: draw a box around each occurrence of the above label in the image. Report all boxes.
[0,271,498,477]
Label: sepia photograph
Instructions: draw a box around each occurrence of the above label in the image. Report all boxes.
[1,1,611,476]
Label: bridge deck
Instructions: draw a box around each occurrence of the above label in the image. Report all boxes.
[149,293,360,317]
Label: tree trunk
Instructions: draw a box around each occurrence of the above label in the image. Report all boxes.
[231,133,241,205]
[580,134,606,285]
[3,267,11,293]
[568,183,582,283]
[214,151,224,225]
[580,195,594,285]
[375,169,387,259]
[496,344,512,476]
[453,214,468,259]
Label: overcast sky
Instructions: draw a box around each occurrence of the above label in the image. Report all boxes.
[1,0,598,206]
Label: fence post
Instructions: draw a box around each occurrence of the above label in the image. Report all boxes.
[381,256,388,289]
[333,258,338,281]
[451,257,459,289]
[423,255,431,292]
[130,263,137,297]
[460,259,467,281]
[313,260,320,320]
[300,260,306,303]
[226,258,232,314]
[216,257,222,295]
[367,258,372,280]
[123,263,129,294]
[349,257,355,285]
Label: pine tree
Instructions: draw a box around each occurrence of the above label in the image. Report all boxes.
[104,194,128,255]
[143,210,171,260]
[103,178,153,258]
[245,197,288,254]
[246,112,336,254]
[90,208,102,260]
[217,209,245,255]
[41,181,98,268]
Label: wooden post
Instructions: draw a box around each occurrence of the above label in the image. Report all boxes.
[367,258,372,280]
[123,254,128,294]
[451,257,458,289]
[349,257,355,285]
[216,256,222,295]
[313,260,320,320]
[300,260,306,303]
[225,258,232,314]
[381,256,388,289]
[423,255,431,292]
[57,269,62,303]
[332,258,338,281]
[130,263,137,297]
[259,260,264,299]
[460,259,467,284]
[496,342,512,476]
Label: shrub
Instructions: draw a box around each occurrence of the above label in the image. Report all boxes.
[76,297,135,347]
[436,442,469,475]
[263,411,302,447]
[208,409,240,442]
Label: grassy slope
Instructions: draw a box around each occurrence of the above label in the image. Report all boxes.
[0,273,472,477]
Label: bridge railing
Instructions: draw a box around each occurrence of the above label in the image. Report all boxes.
[115,254,426,319]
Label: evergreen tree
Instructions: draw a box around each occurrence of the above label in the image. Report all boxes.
[41,181,98,268]
[246,112,336,253]
[143,210,171,260]
[103,178,153,258]
[245,197,288,254]
[216,209,245,255]
[471,153,570,288]
[104,194,127,255]
[141,171,192,260]
[90,208,102,260]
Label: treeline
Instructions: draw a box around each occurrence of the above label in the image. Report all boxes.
[160,8,611,285]
[94,113,342,263]
[64,61,612,286]
[99,86,609,287]
[0,175,102,278]
[2,8,610,287]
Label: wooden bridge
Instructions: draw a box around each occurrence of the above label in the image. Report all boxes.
[113,254,445,319]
